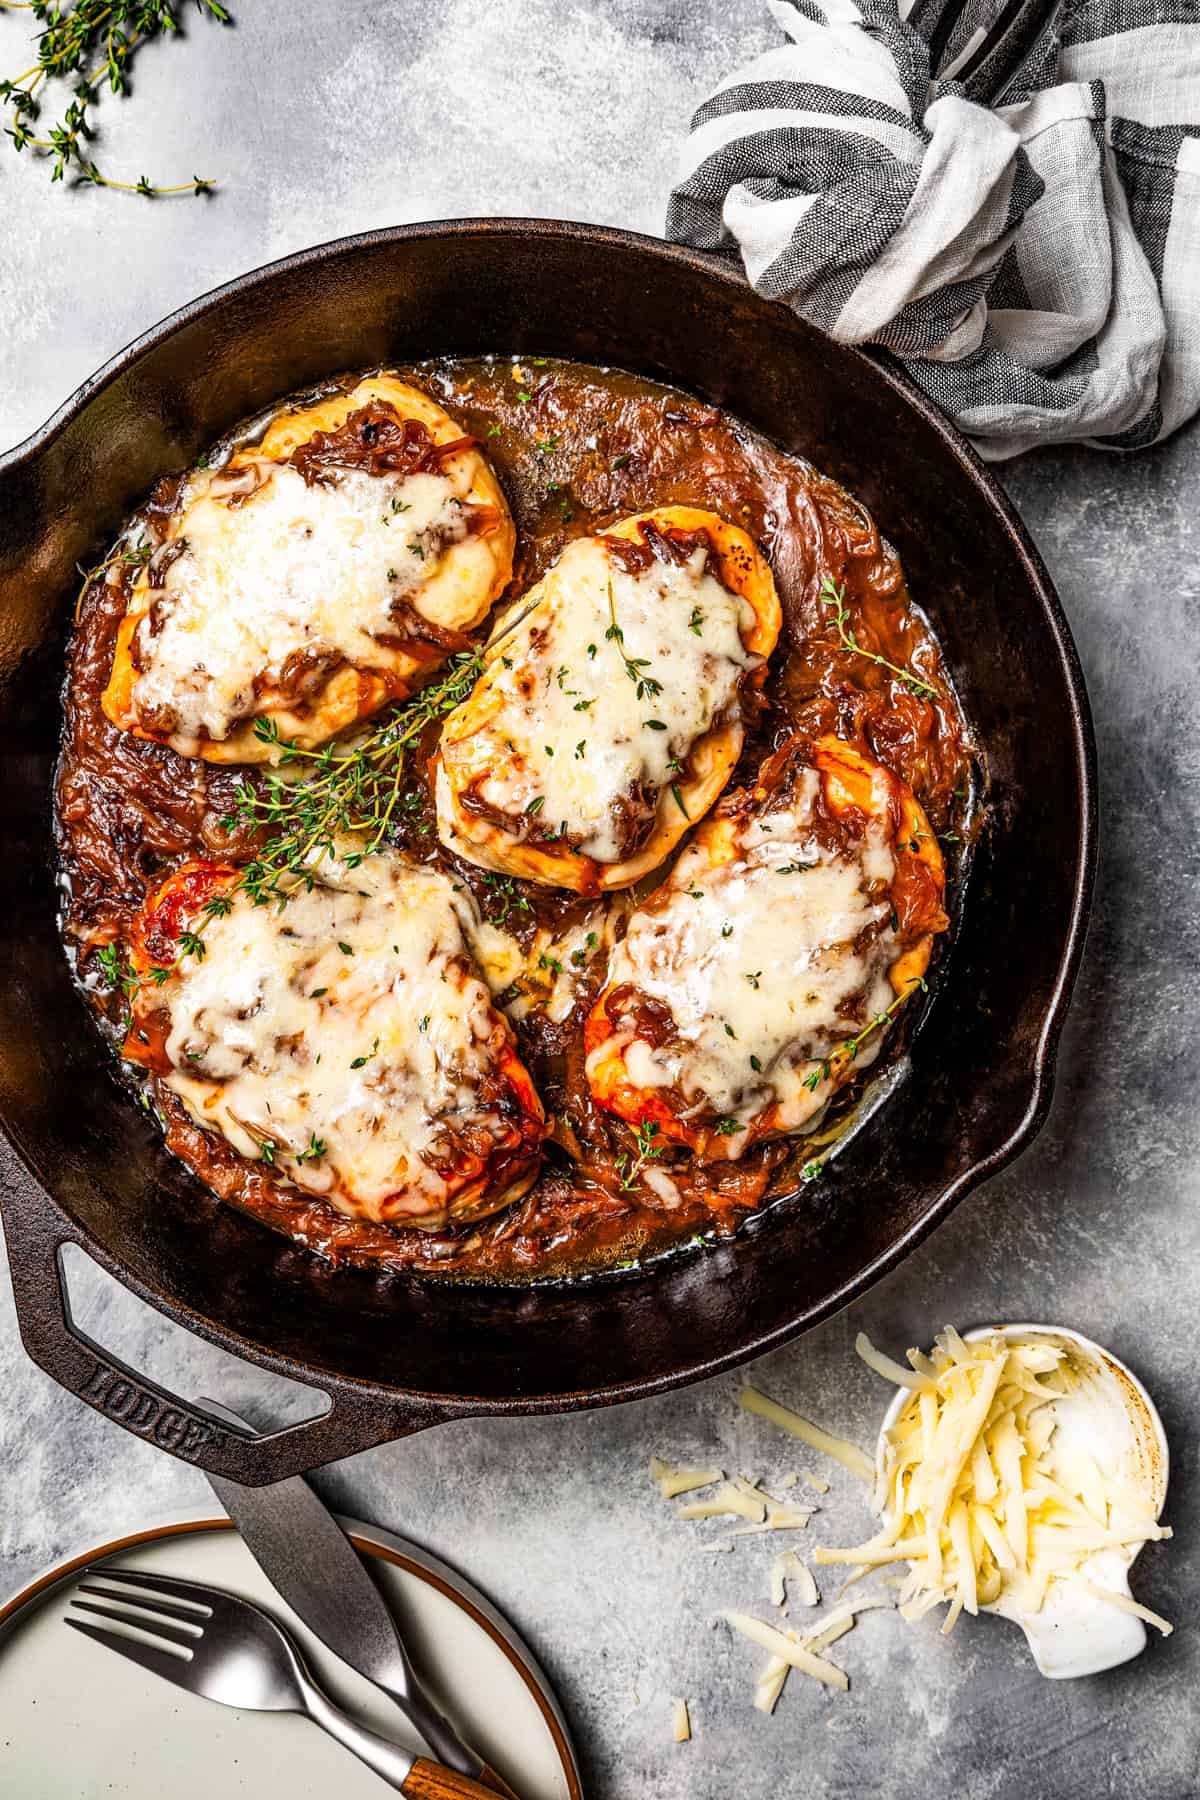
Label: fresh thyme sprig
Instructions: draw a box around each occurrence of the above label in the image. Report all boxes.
[615,1118,663,1192]
[77,534,152,585]
[605,581,663,703]
[0,0,229,196]
[95,891,229,1006]
[818,576,937,699]
[94,651,484,1009]
[227,648,485,912]
[74,534,153,618]
[802,974,928,1093]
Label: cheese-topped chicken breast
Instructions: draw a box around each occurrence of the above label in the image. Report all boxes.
[433,507,781,892]
[122,852,545,1229]
[102,375,515,763]
[584,736,948,1161]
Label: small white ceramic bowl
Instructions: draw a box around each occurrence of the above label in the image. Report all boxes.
[875,1323,1169,1679]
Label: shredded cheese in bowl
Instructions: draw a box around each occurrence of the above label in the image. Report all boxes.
[814,1327,1172,1641]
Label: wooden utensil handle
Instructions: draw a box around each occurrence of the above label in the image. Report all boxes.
[404,1760,508,1799]
[477,1766,522,1800]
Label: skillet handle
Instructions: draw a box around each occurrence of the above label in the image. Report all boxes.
[0,1189,450,1483]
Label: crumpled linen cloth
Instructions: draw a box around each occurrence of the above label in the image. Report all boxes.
[666,0,1200,457]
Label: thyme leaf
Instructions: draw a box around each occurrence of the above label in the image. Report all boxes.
[480,873,532,927]
[95,939,137,999]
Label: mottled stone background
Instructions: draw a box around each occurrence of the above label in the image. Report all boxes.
[0,4,1196,1796]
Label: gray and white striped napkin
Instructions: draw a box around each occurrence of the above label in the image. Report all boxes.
[666,0,1200,458]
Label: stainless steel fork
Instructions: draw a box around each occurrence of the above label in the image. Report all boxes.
[65,1566,498,1799]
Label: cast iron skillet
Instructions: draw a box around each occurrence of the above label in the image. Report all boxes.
[0,221,1096,1484]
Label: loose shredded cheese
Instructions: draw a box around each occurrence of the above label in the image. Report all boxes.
[723,1478,817,1531]
[646,1327,1169,1728]
[721,1611,849,1691]
[672,1698,692,1742]
[649,1456,723,1499]
[738,1387,874,1482]
[1077,1578,1174,1637]
[753,1658,790,1716]
[677,1482,767,1524]
[719,1510,813,1540]
[734,1594,896,1711]
[855,1330,930,1391]
[771,1551,819,1610]
[765,1507,816,1530]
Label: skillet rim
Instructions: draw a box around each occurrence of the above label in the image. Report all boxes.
[0,216,1098,1419]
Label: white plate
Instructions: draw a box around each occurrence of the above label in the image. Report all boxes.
[0,1509,581,1799]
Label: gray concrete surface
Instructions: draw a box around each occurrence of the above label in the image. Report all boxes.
[0,3,1196,1796]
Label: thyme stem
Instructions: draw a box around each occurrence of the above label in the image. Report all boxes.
[802,974,928,1093]
[818,576,937,699]
[605,580,663,702]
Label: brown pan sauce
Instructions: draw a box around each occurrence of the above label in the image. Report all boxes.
[55,357,976,1283]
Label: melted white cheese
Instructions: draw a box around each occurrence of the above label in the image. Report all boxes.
[133,460,472,744]
[159,853,524,1226]
[454,534,756,863]
[588,769,899,1144]
[461,906,611,1025]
